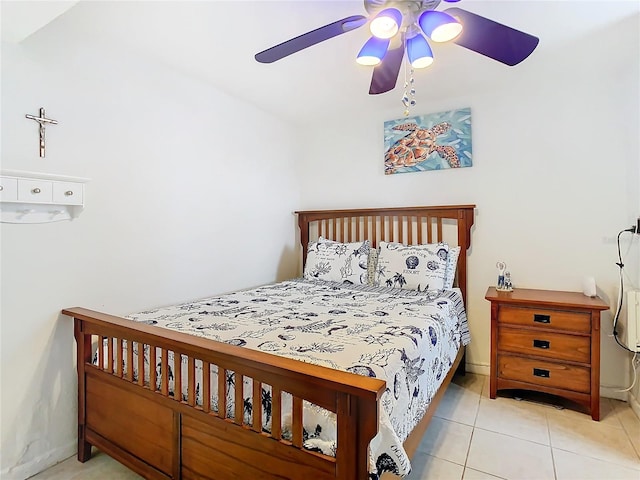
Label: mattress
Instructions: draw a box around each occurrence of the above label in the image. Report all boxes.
[111,279,470,478]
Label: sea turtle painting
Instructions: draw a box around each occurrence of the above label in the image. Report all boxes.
[383,108,472,175]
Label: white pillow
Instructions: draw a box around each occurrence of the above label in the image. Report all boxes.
[374,241,449,291]
[304,238,370,285]
[444,246,461,290]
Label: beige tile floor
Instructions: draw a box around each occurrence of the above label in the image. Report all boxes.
[30,374,640,480]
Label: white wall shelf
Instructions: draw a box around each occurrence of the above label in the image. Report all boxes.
[0,170,89,223]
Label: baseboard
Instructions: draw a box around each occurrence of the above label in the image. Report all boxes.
[629,391,640,421]
[465,364,634,404]
[0,440,76,480]
[466,361,490,376]
[600,385,629,401]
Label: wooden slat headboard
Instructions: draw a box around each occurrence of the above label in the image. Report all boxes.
[296,205,475,305]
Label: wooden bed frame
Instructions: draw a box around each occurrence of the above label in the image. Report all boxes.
[63,205,475,480]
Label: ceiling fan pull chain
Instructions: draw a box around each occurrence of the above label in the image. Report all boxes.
[401,65,416,116]
[401,50,410,116]
[409,69,417,108]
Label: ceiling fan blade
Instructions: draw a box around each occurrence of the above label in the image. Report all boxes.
[369,41,405,95]
[445,7,539,66]
[255,15,367,64]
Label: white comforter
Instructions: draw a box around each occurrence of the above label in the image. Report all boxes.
[124,279,470,478]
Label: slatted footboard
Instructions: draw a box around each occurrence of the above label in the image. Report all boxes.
[66,308,385,480]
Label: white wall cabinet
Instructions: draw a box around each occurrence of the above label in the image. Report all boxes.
[0,170,89,223]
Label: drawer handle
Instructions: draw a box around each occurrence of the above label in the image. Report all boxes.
[64,190,74,196]
[533,368,550,378]
[533,339,550,349]
[32,188,41,194]
[533,314,550,324]
[0,185,3,191]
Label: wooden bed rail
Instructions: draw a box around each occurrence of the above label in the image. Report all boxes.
[65,307,386,479]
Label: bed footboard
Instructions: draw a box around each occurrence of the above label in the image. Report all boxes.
[66,307,386,480]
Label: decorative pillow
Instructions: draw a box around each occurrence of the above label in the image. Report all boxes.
[444,246,461,290]
[374,241,449,291]
[304,238,370,285]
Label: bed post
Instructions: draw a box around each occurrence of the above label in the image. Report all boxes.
[456,206,474,376]
[455,206,474,306]
[74,318,92,462]
[297,212,310,267]
[356,394,379,479]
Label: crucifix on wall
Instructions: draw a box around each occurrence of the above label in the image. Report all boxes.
[25,107,58,158]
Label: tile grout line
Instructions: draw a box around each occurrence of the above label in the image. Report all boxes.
[546,401,640,472]
[460,376,483,479]
[461,428,474,480]
[552,413,640,470]
[614,400,640,460]
[607,397,626,429]
[471,425,552,448]
[547,411,559,480]
[433,412,478,428]
[549,444,640,472]
[622,422,640,460]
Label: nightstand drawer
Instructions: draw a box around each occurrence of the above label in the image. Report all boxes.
[498,327,590,363]
[498,354,590,393]
[499,305,590,333]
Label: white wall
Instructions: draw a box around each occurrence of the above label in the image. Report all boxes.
[297,14,640,396]
[0,29,301,480]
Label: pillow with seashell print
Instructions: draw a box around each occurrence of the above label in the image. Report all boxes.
[303,237,370,285]
[373,241,449,291]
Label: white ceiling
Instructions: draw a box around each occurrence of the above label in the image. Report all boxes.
[2,0,639,124]
[0,0,79,43]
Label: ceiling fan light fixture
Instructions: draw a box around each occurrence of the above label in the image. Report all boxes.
[418,10,463,43]
[407,34,434,69]
[356,36,391,66]
[370,8,403,39]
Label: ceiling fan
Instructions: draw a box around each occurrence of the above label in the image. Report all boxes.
[255,0,539,96]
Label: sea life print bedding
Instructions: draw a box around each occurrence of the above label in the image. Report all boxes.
[108,279,470,478]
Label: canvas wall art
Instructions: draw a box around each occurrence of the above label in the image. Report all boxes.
[384,108,472,175]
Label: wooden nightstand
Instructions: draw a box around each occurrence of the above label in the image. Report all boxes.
[485,287,609,420]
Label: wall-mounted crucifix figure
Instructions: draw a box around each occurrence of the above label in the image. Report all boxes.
[25,107,58,157]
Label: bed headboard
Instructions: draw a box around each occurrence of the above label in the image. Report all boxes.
[295,205,475,305]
